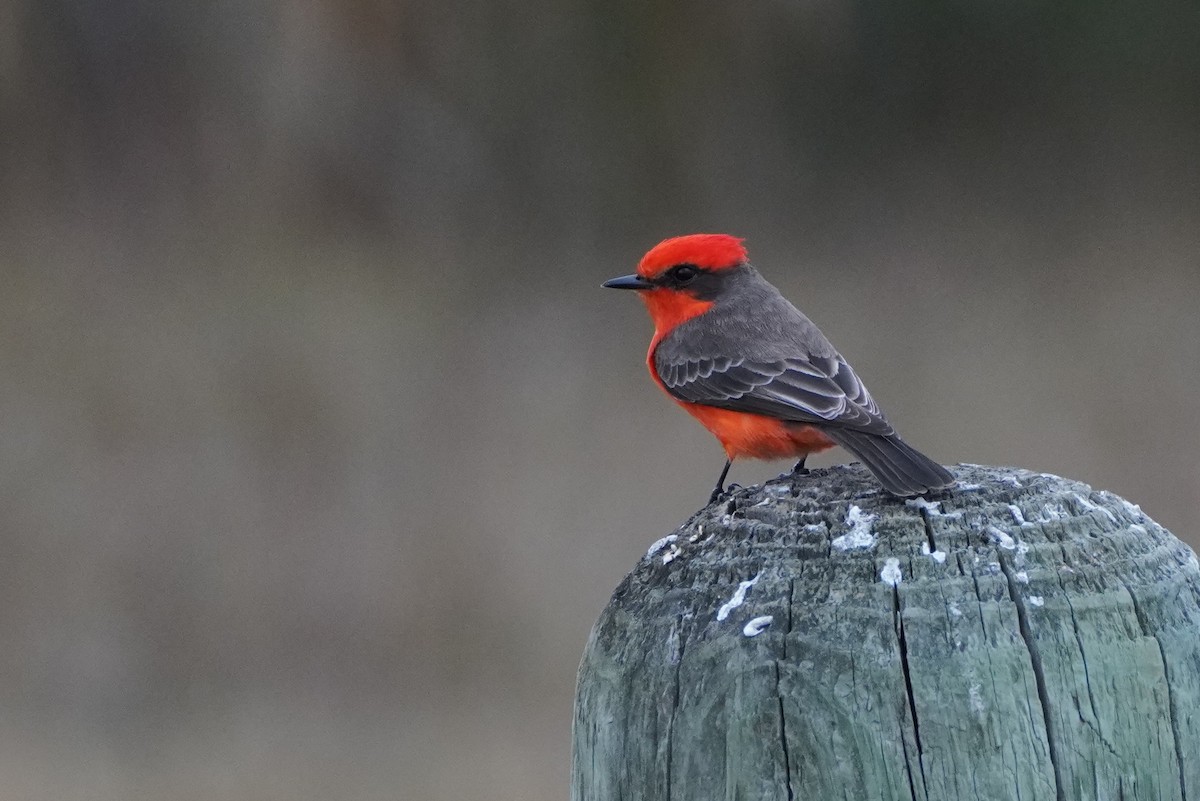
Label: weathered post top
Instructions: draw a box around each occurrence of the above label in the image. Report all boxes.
[572,464,1200,801]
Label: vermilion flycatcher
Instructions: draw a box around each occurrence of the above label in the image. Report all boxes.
[604,234,954,501]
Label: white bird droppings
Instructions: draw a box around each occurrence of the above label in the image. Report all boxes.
[907,497,961,519]
[1028,596,1045,607]
[832,505,877,550]
[948,603,963,618]
[743,616,774,637]
[646,534,677,559]
[920,541,947,563]
[906,497,941,513]
[1007,504,1027,526]
[969,683,986,714]
[987,525,1017,550]
[1015,570,1029,584]
[717,574,761,621]
[880,558,903,587]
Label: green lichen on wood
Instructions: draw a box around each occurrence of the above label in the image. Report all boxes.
[572,464,1200,801]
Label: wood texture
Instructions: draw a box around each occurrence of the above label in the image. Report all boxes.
[572,464,1200,801]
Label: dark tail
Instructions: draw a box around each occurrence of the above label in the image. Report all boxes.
[824,429,955,497]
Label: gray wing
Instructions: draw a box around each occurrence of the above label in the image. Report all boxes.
[656,351,895,436]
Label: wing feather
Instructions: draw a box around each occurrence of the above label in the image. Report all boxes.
[656,352,894,436]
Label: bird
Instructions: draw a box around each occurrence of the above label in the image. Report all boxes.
[603,233,954,503]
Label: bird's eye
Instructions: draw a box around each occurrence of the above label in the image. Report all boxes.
[669,265,699,283]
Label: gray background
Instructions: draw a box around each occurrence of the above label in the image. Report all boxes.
[2,1,1197,798]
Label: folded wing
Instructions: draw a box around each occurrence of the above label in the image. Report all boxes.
[656,351,895,437]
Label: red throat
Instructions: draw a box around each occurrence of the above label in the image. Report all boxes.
[642,291,713,346]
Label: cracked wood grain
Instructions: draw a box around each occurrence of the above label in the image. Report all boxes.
[572,464,1200,801]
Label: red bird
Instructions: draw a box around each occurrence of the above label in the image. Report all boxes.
[604,234,954,502]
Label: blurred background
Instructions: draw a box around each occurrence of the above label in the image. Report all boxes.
[1,1,1198,798]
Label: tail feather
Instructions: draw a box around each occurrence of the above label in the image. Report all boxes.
[824,429,954,497]
[856,435,926,495]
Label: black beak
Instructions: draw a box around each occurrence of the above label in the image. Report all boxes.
[602,273,653,290]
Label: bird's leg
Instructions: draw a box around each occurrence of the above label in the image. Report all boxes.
[793,455,809,475]
[708,459,733,505]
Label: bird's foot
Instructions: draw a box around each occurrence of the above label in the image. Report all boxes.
[708,482,744,505]
[792,456,809,475]
[708,459,735,505]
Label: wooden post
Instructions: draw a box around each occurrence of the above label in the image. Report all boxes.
[572,464,1200,801]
